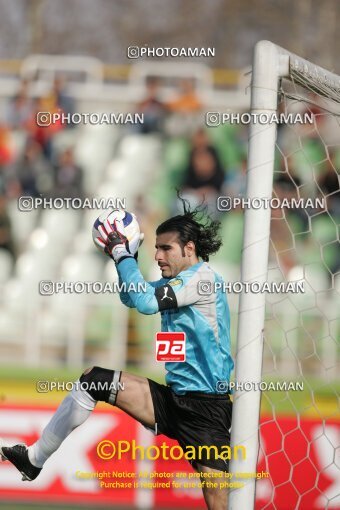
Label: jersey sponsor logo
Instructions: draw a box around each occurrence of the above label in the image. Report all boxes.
[155,332,186,362]
[168,278,182,287]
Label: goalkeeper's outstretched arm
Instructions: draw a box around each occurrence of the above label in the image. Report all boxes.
[117,257,201,315]
[116,260,165,313]
[118,274,135,308]
[117,270,165,309]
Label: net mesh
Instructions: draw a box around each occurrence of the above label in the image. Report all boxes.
[257,62,340,509]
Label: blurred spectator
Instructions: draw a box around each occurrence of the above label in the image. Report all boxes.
[53,147,83,199]
[0,125,14,168]
[224,155,247,199]
[165,79,203,137]
[318,154,340,216]
[0,195,15,259]
[274,164,302,198]
[28,97,64,160]
[52,75,76,124]
[303,92,328,130]
[274,160,311,224]
[276,100,288,146]
[167,78,202,113]
[178,128,225,216]
[135,77,167,134]
[270,163,305,274]
[0,126,15,194]
[6,79,33,130]
[10,139,53,197]
[134,193,164,263]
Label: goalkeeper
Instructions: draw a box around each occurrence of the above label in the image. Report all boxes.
[1,199,234,510]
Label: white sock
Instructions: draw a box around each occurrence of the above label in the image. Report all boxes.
[28,382,96,468]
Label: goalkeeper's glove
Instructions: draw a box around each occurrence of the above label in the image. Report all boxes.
[97,217,143,264]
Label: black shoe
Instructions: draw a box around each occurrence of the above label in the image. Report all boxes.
[0,443,42,481]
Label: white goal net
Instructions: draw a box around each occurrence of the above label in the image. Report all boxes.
[229,41,340,510]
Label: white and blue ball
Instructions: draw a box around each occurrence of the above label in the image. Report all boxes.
[92,209,141,254]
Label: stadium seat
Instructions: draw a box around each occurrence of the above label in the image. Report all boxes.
[7,200,39,246]
[105,159,134,196]
[10,129,28,159]
[52,128,80,155]
[40,209,81,248]
[74,124,119,193]
[0,279,43,358]
[0,249,13,283]
[303,262,330,294]
[118,135,162,180]
[27,228,61,261]
[164,137,190,181]
[104,259,119,282]
[72,229,96,254]
[15,251,55,283]
[207,123,245,170]
[290,140,326,192]
[60,253,103,281]
[0,307,25,347]
[310,213,339,274]
[218,212,244,265]
[18,228,64,277]
[40,207,78,232]
[119,134,161,161]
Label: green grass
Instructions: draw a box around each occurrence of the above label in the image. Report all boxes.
[260,376,339,418]
[0,366,338,418]
[0,365,163,384]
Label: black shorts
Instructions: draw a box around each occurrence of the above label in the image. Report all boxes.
[148,379,233,472]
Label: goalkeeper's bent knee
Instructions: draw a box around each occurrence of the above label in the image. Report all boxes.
[79,366,122,405]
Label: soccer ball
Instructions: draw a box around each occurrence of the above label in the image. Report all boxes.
[92,209,141,254]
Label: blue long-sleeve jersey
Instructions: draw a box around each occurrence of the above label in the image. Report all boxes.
[117,257,234,395]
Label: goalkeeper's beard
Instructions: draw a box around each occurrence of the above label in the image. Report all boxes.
[160,265,172,278]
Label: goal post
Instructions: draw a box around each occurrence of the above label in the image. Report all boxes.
[228,40,340,510]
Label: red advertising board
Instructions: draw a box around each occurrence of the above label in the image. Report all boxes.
[0,404,339,509]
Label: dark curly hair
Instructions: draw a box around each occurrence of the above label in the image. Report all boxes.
[156,195,222,262]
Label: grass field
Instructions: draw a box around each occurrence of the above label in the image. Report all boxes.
[0,364,338,417]
[0,366,338,510]
[0,366,340,419]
